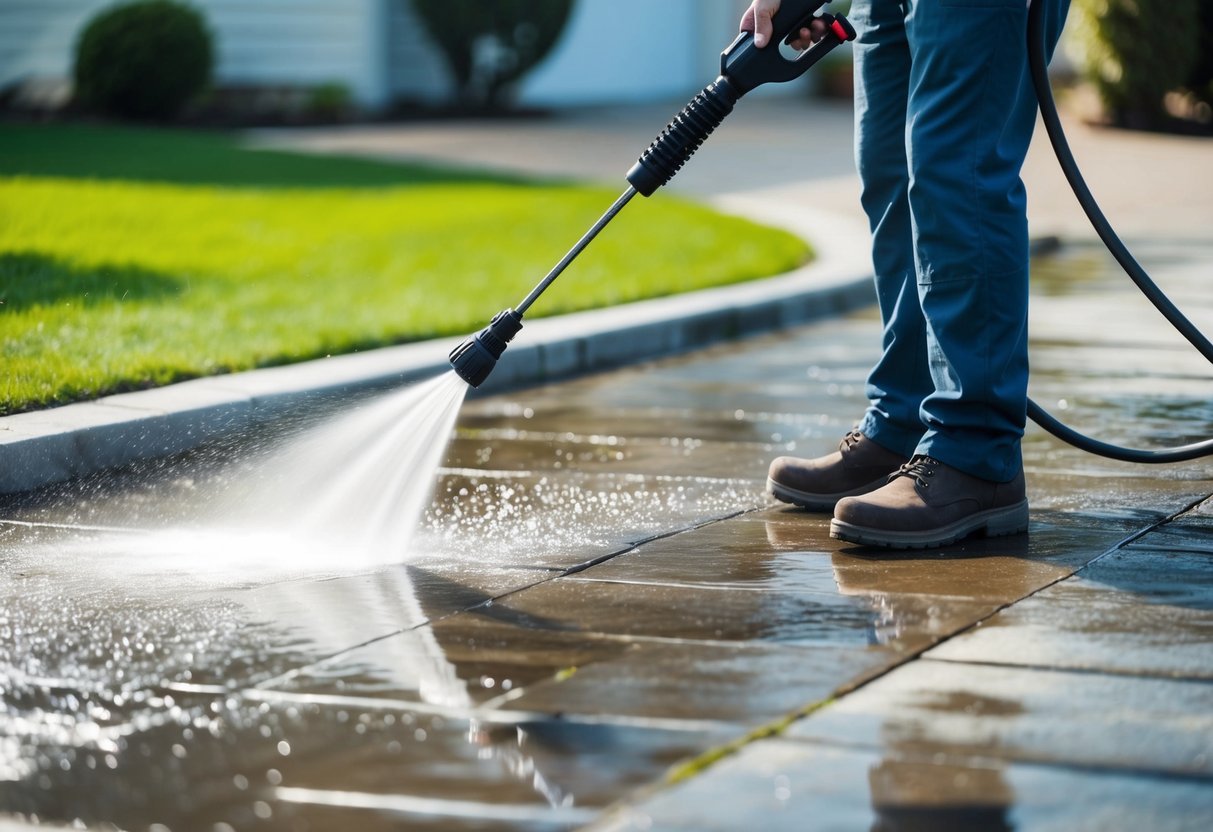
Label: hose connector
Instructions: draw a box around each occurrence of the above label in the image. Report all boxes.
[448,308,523,388]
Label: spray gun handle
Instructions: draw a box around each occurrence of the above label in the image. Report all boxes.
[625,9,856,197]
[722,9,858,97]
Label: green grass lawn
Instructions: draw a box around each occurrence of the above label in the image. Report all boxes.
[0,123,810,414]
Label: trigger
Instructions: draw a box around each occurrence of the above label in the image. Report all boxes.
[781,15,818,47]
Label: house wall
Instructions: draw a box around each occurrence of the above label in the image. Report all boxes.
[0,0,794,113]
[517,0,750,106]
[385,0,451,105]
[386,0,807,108]
[0,0,113,91]
[0,0,389,107]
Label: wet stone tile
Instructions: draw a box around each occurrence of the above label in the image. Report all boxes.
[1187,497,1213,522]
[1020,462,1210,517]
[0,541,308,719]
[463,317,876,429]
[267,614,634,708]
[928,547,1213,679]
[572,510,841,595]
[0,525,543,738]
[1123,509,1213,555]
[595,739,1213,832]
[785,659,1213,776]
[455,404,816,451]
[418,469,764,570]
[260,799,588,832]
[488,577,1000,651]
[586,507,1132,603]
[0,695,720,831]
[443,432,782,482]
[499,640,892,725]
[223,563,547,675]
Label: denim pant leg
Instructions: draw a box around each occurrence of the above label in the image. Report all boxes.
[852,0,933,459]
[906,0,1069,482]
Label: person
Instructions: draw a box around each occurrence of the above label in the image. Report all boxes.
[744,0,1069,548]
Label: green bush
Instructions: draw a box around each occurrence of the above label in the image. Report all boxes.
[1185,2,1213,107]
[1071,0,1200,128]
[411,0,573,108]
[74,0,214,120]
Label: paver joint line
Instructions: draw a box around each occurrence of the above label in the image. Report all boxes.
[251,507,757,700]
[593,498,1209,820]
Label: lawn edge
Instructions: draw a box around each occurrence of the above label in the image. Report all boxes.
[0,201,874,496]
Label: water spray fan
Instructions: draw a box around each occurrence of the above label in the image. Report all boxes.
[449,0,856,388]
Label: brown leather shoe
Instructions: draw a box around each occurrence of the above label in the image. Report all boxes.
[767,430,910,512]
[830,456,1028,549]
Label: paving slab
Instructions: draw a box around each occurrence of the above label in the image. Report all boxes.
[2,692,723,832]
[928,508,1213,679]
[495,639,883,726]
[583,505,1140,600]
[784,658,1213,776]
[590,740,1213,832]
[266,614,636,711]
[468,570,1008,684]
[269,611,885,728]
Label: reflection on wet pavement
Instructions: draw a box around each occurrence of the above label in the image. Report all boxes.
[2,243,1212,828]
[603,739,1213,832]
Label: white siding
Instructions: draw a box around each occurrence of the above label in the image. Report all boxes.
[0,0,113,88]
[385,0,451,104]
[203,0,386,106]
[517,0,753,106]
[0,0,787,111]
[0,0,390,107]
[384,0,754,108]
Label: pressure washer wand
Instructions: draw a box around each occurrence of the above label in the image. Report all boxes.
[517,188,638,316]
[450,1,856,388]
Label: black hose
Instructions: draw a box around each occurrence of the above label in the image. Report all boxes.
[1026,0,1213,462]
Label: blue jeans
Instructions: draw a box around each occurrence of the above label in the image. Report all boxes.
[851,0,1069,482]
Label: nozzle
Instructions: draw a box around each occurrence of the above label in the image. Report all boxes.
[448,309,524,388]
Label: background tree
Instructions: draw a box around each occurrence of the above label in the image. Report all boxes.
[411,0,575,109]
[1070,0,1201,130]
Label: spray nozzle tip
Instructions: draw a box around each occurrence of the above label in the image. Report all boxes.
[448,309,523,388]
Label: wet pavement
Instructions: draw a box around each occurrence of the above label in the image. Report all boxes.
[2,235,1211,830]
[5,95,1213,828]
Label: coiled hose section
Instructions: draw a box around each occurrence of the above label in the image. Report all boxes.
[1026,0,1213,462]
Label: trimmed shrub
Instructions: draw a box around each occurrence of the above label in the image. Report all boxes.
[74,0,214,120]
[1070,0,1200,129]
[1185,2,1213,107]
[411,0,574,108]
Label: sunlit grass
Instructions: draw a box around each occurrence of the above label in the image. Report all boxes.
[0,125,810,414]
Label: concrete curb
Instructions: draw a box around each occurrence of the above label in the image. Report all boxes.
[0,201,874,496]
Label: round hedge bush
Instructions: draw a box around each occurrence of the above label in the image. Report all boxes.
[74,0,214,120]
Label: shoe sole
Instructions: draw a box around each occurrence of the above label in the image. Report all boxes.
[767,476,891,513]
[829,500,1029,549]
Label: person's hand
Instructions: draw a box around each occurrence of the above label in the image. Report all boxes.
[740,0,829,50]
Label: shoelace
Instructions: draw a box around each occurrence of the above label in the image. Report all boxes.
[893,455,942,488]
